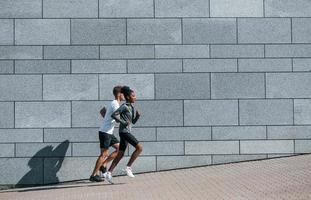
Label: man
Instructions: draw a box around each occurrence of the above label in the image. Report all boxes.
[89,85,124,182]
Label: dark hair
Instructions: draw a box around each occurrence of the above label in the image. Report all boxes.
[121,86,133,101]
[113,85,122,97]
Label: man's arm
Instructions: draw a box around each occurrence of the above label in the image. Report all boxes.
[100,106,106,118]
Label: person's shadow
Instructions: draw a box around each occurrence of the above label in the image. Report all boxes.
[17,140,70,187]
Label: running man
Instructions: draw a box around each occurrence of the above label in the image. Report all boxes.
[89,85,124,182]
[104,86,143,183]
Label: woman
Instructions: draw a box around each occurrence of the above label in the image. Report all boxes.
[104,86,143,183]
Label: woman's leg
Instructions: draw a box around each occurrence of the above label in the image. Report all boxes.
[127,143,142,167]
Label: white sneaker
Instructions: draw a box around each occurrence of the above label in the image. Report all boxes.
[100,171,106,178]
[125,166,135,178]
[104,172,113,184]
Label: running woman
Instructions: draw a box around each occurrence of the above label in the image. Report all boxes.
[89,85,124,182]
[104,86,143,183]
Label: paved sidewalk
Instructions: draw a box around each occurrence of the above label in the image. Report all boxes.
[1,154,311,200]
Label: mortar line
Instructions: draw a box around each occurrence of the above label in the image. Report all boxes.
[290,18,293,43]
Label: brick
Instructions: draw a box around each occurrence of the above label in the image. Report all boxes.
[0,75,42,101]
[43,0,98,18]
[185,100,238,126]
[157,127,211,141]
[157,155,211,170]
[212,126,266,140]
[266,73,311,98]
[0,129,43,143]
[183,18,236,44]
[266,45,311,58]
[71,19,125,45]
[183,59,237,72]
[43,75,98,100]
[100,45,154,59]
[44,128,98,142]
[240,140,294,154]
[210,0,263,17]
[129,141,184,156]
[211,45,264,58]
[186,141,239,154]
[44,46,99,59]
[0,19,13,45]
[293,59,311,72]
[295,140,311,153]
[268,126,311,139]
[212,154,267,164]
[15,19,70,45]
[132,128,156,141]
[265,0,311,17]
[239,100,293,125]
[0,0,42,18]
[238,59,292,72]
[0,60,13,74]
[155,45,209,58]
[72,101,110,127]
[0,158,43,185]
[238,18,291,44]
[16,142,71,157]
[128,19,181,44]
[155,0,209,17]
[72,143,101,156]
[128,59,182,73]
[15,60,70,74]
[99,74,154,100]
[293,18,311,43]
[294,99,311,125]
[0,102,14,128]
[156,73,210,99]
[211,73,265,99]
[135,101,183,127]
[99,0,153,18]
[72,60,126,74]
[0,144,14,157]
[0,46,42,59]
[15,102,71,128]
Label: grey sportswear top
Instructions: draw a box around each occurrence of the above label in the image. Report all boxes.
[111,103,140,133]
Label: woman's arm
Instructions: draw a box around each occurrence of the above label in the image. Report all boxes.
[132,109,141,124]
[111,105,128,126]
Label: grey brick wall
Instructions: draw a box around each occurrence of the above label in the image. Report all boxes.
[0,0,311,186]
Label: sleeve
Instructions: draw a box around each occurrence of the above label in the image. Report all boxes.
[111,104,128,126]
[132,110,140,124]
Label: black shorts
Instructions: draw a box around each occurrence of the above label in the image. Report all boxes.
[99,131,119,149]
[119,132,139,152]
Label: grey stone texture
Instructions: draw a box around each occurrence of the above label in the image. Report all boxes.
[15,102,71,128]
[1,0,311,186]
[43,0,98,18]
[43,75,98,100]
[0,19,13,45]
[183,18,236,44]
[211,73,265,99]
[71,19,126,45]
[155,73,210,99]
[239,100,293,125]
[210,0,263,17]
[15,60,70,74]
[155,0,209,17]
[15,19,70,45]
[127,19,181,44]
[0,75,42,101]
[184,100,238,126]
[238,18,291,44]
[266,73,311,98]
[99,0,153,18]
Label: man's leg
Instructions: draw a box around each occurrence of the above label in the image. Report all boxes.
[127,143,143,167]
[91,149,109,177]
[107,150,124,173]
[102,143,119,168]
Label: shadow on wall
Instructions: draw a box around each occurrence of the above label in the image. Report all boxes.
[17,140,70,187]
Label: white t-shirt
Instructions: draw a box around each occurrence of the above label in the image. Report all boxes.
[99,100,120,134]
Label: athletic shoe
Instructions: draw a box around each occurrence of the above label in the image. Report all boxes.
[125,166,135,178]
[89,175,103,182]
[104,172,114,184]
